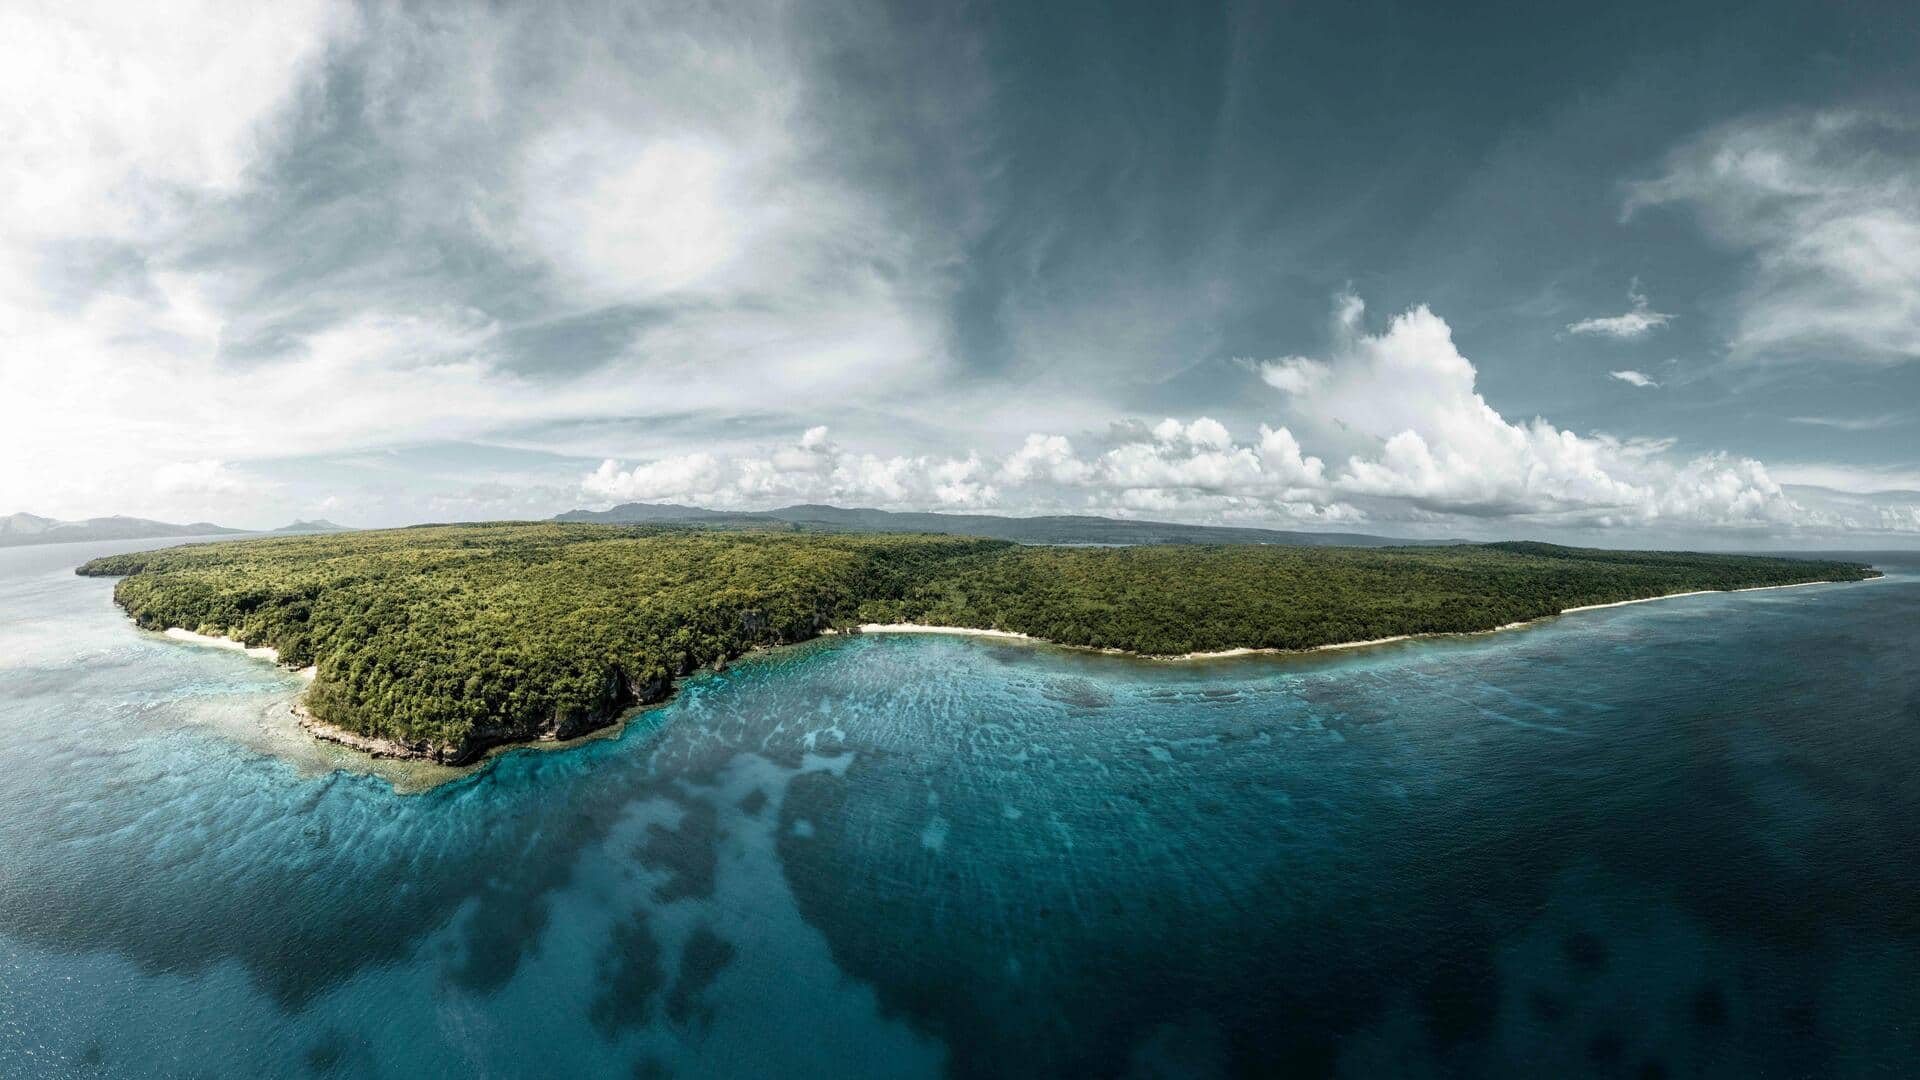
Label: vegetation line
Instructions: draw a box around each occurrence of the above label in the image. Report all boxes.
[858,577,1857,659]
[79,524,1878,764]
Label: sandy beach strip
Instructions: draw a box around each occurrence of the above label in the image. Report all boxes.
[160,627,316,682]
[855,622,1034,641]
[854,577,1857,661]
[1558,578,1838,614]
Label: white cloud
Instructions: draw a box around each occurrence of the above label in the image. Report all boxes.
[567,299,1900,537]
[0,3,973,524]
[0,0,353,243]
[1567,281,1673,339]
[581,423,1351,526]
[586,429,1000,511]
[517,131,744,300]
[1785,414,1904,432]
[1270,297,1799,526]
[1627,109,1920,362]
[1779,484,1920,534]
[1001,434,1092,485]
[1609,370,1659,388]
[152,460,248,496]
[1769,463,1920,495]
[584,453,727,502]
[1257,356,1332,394]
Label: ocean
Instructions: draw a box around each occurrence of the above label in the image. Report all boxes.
[0,538,1914,1078]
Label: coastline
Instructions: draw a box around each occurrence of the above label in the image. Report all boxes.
[142,574,1868,771]
[854,622,1035,641]
[1557,578,1838,614]
[161,627,317,682]
[853,578,1859,660]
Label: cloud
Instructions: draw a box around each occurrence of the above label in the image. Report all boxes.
[1256,356,1332,394]
[1768,463,1920,495]
[1001,435,1093,485]
[0,2,989,524]
[1779,484,1920,534]
[569,298,1902,536]
[1627,109,1920,363]
[584,453,727,503]
[152,460,248,496]
[0,0,354,244]
[1609,370,1659,388]
[585,428,999,511]
[1267,296,1799,526]
[1785,414,1905,431]
[1567,281,1673,339]
[582,423,1351,525]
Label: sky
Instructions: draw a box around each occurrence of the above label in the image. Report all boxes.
[3,0,1919,547]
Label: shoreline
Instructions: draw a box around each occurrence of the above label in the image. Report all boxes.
[161,627,316,682]
[1557,578,1838,614]
[854,622,1035,641]
[854,578,1859,660]
[142,573,1869,774]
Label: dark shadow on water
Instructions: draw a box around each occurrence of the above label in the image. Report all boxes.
[664,925,736,1027]
[591,910,666,1036]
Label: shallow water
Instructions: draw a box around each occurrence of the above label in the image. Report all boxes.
[0,539,1915,1078]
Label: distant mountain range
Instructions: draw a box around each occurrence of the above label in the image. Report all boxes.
[0,513,245,548]
[1,513,356,548]
[554,502,1435,547]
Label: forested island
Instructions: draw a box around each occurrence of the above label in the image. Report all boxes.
[78,525,1878,764]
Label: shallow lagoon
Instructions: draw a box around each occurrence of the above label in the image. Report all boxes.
[0,539,1915,1077]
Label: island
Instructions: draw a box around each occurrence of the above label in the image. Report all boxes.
[78,524,1879,765]
[2,512,244,547]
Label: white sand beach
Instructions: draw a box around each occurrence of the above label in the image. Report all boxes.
[1558,579,1838,614]
[853,578,1859,661]
[856,623,1034,641]
[161,627,316,682]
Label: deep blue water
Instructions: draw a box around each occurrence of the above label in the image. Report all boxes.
[0,539,1916,1078]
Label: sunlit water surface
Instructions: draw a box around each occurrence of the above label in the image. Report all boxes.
[0,539,1915,1078]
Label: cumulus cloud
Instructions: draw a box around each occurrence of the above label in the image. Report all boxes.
[1609,370,1659,388]
[1267,296,1799,526]
[583,423,1353,526]
[1001,434,1093,485]
[1627,109,1920,362]
[586,428,999,511]
[1566,281,1673,339]
[570,298,1902,536]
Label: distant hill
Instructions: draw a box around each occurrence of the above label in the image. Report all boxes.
[0,512,245,548]
[553,502,1432,547]
[273,519,353,534]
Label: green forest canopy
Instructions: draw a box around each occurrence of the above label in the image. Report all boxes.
[79,524,1877,762]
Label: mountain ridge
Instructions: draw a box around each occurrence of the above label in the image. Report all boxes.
[0,513,245,548]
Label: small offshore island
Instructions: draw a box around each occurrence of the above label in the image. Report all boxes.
[78,525,1878,764]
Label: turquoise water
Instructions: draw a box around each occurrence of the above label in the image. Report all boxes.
[0,539,1915,1078]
